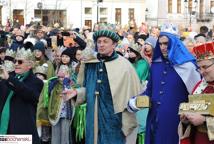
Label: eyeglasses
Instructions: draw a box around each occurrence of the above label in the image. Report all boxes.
[197,62,214,71]
[14,59,24,65]
[159,41,168,46]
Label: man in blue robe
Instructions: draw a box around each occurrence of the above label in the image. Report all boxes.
[128,23,201,144]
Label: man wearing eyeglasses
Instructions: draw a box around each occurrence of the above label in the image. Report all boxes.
[180,42,214,144]
[129,23,201,144]
[0,47,43,144]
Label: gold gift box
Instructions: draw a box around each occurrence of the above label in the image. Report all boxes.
[136,96,150,108]
[179,93,214,116]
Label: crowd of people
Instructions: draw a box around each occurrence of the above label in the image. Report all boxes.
[0,19,213,144]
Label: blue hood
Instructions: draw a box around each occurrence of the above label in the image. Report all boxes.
[152,32,196,65]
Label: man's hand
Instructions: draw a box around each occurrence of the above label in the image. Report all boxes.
[184,113,206,126]
[62,89,77,101]
[0,65,9,80]
[69,31,77,39]
[180,114,189,124]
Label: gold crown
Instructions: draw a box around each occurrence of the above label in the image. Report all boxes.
[5,49,16,58]
[98,23,117,31]
[34,63,48,76]
[86,39,95,49]
[16,47,34,61]
[59,64,70,73]
[129,42,142,54]
[81,40,96,61]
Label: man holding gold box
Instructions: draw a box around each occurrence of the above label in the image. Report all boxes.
[128,23,201,144]
[179,41,214,144]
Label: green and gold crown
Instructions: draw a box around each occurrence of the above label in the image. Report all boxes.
[129,42,142,54]
[34,63,48,76]
[81,39,96,61]
[16,47,34,61]
[59,64,70,73]
[93,23,120,42]
[3,60,15,72]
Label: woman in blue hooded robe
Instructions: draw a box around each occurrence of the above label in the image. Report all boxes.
[143,29,201,144]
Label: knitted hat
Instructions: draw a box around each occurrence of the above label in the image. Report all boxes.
[34,41,45,54]
[93,23,120,42]
[145,36,157,49]
[40,39,48,47]
[61,48,74,60]
[93,30,120,42]
[23,37,37,46]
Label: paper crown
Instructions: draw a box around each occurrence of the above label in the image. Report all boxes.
[59,64,70,73]
[34,63,48,76]
[3,60,15,72]
[160,23,179,36]
[5,49,16,58]
[93,23,120,42]
[96,23,116,31]
[16,47,34,61]
[129,42,142,54]
[193,42,214,61]
[81,39,96,61]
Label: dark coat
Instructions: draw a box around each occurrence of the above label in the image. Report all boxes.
[0,71,43,144]
[10,40,23,51]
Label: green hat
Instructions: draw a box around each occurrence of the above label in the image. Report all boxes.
[93,29,120,42]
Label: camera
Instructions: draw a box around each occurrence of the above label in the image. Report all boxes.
[61,31,70,36]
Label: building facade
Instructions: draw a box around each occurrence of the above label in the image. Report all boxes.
[0,0,146,29]
[145,0,214,31]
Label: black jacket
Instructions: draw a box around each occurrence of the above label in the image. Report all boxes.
[0,71,43,144]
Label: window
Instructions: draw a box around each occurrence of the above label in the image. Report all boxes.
[177,0,181,13]
[100,17,107,23]
[128,8,135,21]
[211,1,214,12]
[85,20,92,29]
[100,8,107,15]
[168,0,172,13]
[85,7,92,15]
[35,10,66,27]
[115,8,121,24]
[13,10,24,25]
[188,0,193,12]
[211,1,214,7]
[199,0,204,17]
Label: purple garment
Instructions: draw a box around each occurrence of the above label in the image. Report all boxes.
[144,60,189,144]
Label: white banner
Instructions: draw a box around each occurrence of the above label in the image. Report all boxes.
[0,135,32,144]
